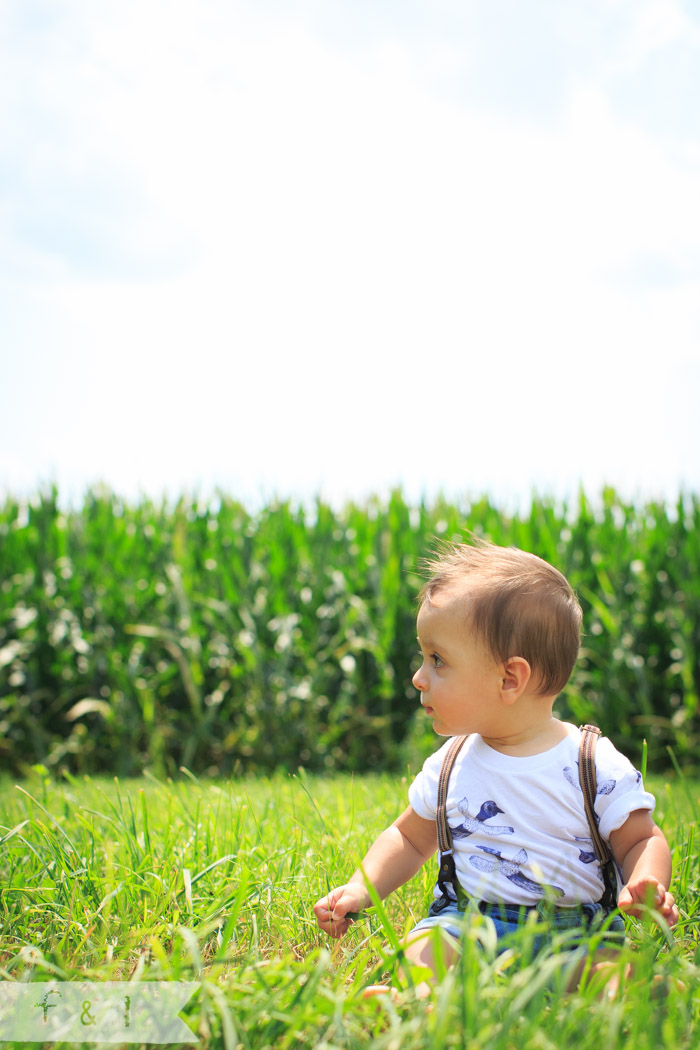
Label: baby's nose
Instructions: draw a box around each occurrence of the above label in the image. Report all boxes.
[412,666,426,690]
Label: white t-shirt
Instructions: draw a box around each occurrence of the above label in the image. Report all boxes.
[408,722,655,907]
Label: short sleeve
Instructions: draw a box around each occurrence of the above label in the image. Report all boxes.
[407,739,453,821]
[593,736,656,840]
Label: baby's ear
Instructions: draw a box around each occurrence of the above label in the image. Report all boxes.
[500,657,531,703]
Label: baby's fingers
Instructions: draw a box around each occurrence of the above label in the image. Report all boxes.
[617,883,655,917]
[618,881,677,926]
[313,896,339,935]
[616,885,638,915]
[313,889,356,938]
[659,891,678,927]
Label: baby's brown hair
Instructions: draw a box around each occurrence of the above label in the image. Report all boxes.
[418,538,582,697]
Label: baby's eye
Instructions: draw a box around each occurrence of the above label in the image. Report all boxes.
[430,653,443,668]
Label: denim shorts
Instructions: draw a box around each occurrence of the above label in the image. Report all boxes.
[409,898,625,955]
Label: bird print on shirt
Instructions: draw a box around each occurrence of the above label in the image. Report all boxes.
[562,763,616,796]
[572,836,597,864]
[450,798,515,839]
[470,845,565,897]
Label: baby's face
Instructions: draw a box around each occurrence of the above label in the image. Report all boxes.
[413,591,507,738]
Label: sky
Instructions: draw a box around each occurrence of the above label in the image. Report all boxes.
[1,0,699,510]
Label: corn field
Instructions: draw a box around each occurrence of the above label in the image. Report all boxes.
[0,486,698,776]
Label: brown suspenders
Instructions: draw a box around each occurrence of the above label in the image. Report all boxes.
[435,725,618,909]
[435,734,469,904]
[577,724,618,909]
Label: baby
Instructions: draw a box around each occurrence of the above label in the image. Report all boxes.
[314,540,677,994]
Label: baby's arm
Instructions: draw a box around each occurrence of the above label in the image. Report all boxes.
[314,805,437,938]
[609,810,678,925]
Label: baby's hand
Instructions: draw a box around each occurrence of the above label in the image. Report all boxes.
[313,884,369,939]
[617,876,678,926]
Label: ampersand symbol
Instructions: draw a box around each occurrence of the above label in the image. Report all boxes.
[81,1000,96,1026]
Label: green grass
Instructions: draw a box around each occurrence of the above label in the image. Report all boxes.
[1,768,699,1048]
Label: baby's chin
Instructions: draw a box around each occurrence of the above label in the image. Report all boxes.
[432,724,455,737]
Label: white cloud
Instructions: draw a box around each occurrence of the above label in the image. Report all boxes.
[603,0,694,74]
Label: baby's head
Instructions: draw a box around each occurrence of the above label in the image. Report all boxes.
[419,538,582,697]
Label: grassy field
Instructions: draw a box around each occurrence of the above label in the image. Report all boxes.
[1,764,698,1049]
[3,487,699,778]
